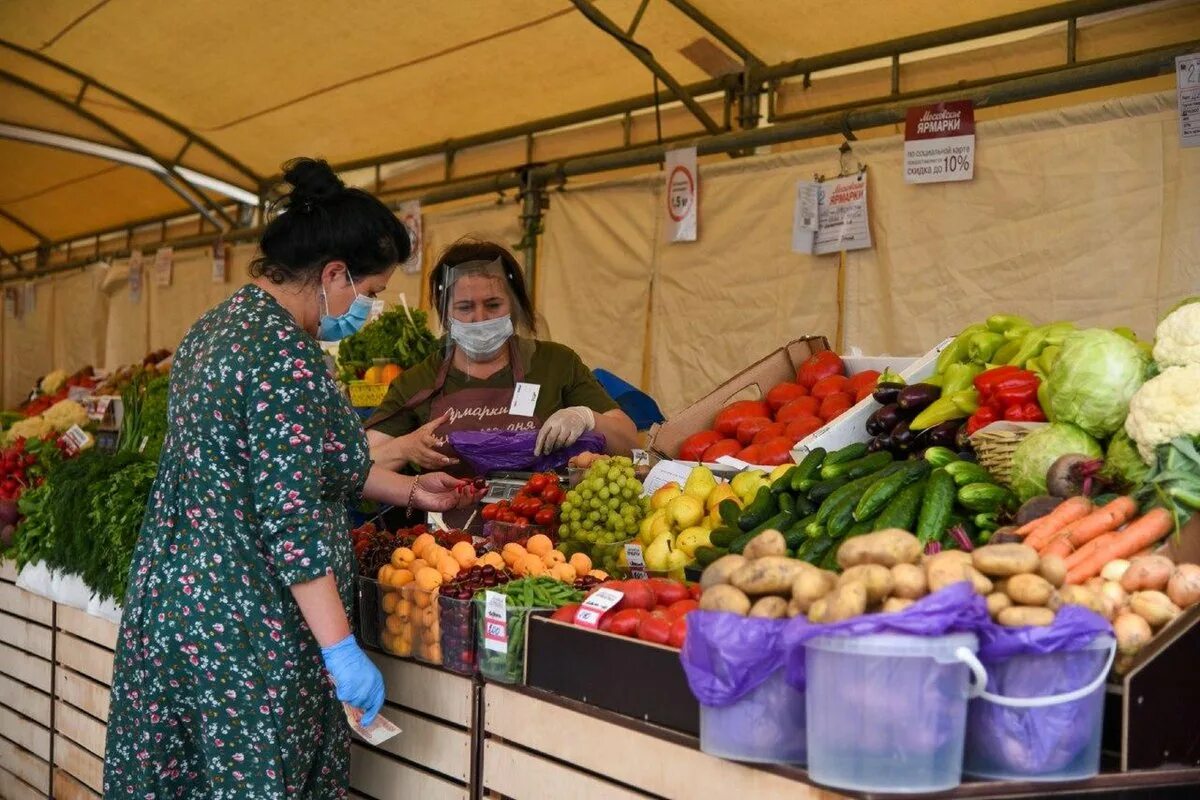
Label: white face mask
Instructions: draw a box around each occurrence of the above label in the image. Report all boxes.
[450,315,513,361]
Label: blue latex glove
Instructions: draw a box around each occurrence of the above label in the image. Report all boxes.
[321,634,385,725]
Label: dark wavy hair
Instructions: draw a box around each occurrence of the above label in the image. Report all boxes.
[428,238,537,335]
[250,157,411,284]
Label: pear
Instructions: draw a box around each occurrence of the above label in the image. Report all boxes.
[644,531,675,572]
[650,482,683,511]
[676,526,712,558]
[639,510,673,545]
[730,470,770,505]
[705,483,740,512]
[666,494,705,530]
[683,465,718,501]
[665,547,690,580]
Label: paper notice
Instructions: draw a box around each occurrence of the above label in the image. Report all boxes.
[812,173,872,255]
[1178,53,1200,148]
[342,703,402,746]
[128,250,144,303]
[904,100,976,183]
[154,246,174,287]
[397,200,424,273]
[664,147,699,242]
[640,459,694,496]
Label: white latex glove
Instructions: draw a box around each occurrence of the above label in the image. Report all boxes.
[535,406,595,456]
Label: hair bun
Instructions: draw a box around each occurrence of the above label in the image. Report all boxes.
[282,157,344,209]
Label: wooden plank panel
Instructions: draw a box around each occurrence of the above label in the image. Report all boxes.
[0,643,51,692]
[0,559,19,582]
[53,768,100,800]
[371,705,471,782]
[56,669,110,723]
[55,606,117,651]
[369,654,472,727]
[485,687,841,800]
[0,765,46,800]
[0,582,52,626]
[55,632,114,687]
[0,706,50,761]
[483,739,651,800]
[53,735,103,794]
[54,701,107,759]
[0,673,51,727]
[349,744,467,800]
[0,736,50,793]
[0,611,53,659]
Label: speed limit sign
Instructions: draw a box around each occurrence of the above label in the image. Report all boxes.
[664,147,698,241]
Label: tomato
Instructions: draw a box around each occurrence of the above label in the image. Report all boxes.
[598,613,615,632]
[765,382,808,414]
[775,396,821,423]
[752,422,788,446]
[713,400,772,438]
[619,580,656,610]
[689,583,702,600]
[699,439,741,462]
[819,392,854,421]
[757,437,795,466]
[511,516,529,528]
[734,416,774,446]
[677,430,723,461]
[647,578,689,607]
[664,598,699,620]
[527,474,550,493]
[736,444,763,464]
[481,503,500,521]
[551,603,581,623]
[534,506,558,526]
[540,485,564,505]
[609,608,648,637]
[797,351,845,388]
[855,382,875,403]
[785,415,824,442]
[810,374,850,399]
[668,616,688,648]
[637,613,672,645]
[846,369,881,398]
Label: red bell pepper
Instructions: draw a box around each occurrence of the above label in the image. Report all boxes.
[973,365,1023,396]
[966,406,999,435]
[1004,402,1047,422]
[992,381,1039,408]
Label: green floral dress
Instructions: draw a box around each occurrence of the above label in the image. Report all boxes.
[103,284,371,799]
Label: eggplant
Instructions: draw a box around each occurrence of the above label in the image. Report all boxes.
[891,419,916,449]
[866,436,887,453]
[872,382,905,405]
[896,383,941,413]
[867,403,903,435]
[925,419,963,448]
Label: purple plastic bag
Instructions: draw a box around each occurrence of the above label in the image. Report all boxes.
[680,612,797,707]
[965,606,1114,776]
[448,430,606,475]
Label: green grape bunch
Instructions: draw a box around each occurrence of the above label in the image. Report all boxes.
[556,457,650,565]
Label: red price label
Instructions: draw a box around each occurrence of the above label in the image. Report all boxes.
[573,588,624,629]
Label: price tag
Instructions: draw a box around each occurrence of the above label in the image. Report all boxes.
[508,382,540,417]
[67,386,94,403]
[483,591,509,653]
[714,455,752,470]
[128,250,144,303]
[60,425,91,456]
[640,459,692,496]
[211,241,228,284]
[623,543,648,580]
[85,395,114,422]
[154,246,174,287]
[572,587,625,629]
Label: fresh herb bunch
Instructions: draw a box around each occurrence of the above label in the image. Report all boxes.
[118,373,171,459]
[336,306,438,382]
[84,457,158,602]
[10,483,52,568]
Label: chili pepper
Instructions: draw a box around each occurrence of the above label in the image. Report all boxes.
[910,392,974,431]
[986,314,1033,335]
[936,324,988,372]
[950,389,980,414]
[967,332,1006,364]
[966,406,999,435]
[941,363,983,396]
[992,338,1023,364]
[1034,345,1061,377]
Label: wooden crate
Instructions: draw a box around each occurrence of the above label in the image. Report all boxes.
[53,598,117,797]
[0,562,53,799]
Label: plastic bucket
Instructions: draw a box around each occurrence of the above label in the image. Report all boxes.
[699,668,806,764]
[805,632,979,794]
[962,636,1115,781]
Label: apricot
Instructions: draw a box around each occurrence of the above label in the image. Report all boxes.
[451,541,477,568]
[526,534,553,557]
[415,566,443,592]
[569,553,592,575]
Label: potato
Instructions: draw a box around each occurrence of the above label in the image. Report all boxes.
[1166,563,1200,609]
[699,584,751,615]
[972,543,1040,577]
[997,606,1056,627]
[787,596,807,618]
[882,597,915,614]
[1101,559,1131,583]
[1056,585,1106,616]
[790,570,831,614]
[1114,612,1152,656]
[742,529,787,560]
[836,528,921,569]
[820,570,839,590]
[1006,573,1055,607]
[700,554,746,589]
[1038,555,1067,588]
[890,563,927,600]
[730,557,806,596]
[1094,591,1118,622]
[1101,581,1129,612]
[838,564,894,604]
[926,552,975,592]
[925,549,972,567]
[967,566,994,596]
[811,582,868,623]
[749,595,790,619]
[1120,555,1175,593]
[1129,590,1182,628]
[986,591,1013,619]
[1084,576,1106,594]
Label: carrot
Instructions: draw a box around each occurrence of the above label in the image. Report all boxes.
[1064,507,1175,584]
[1041,536,1078,560]
[1063,532,1118,571]
[1038,496,1138,555]
[1020,496,1094,550]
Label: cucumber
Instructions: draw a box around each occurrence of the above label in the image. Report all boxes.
[772,466,800,494]
[778,492,797,516]
[816,464,905,526]
[790,448,826,492]
[916,468,956,544]
[853,461,931,521]
[957,482,1017,513]
[824,441,869,467]
[729,510,795,553]
[694,546,726,567]
[737,486,777,531]
[943,461,993,487]
[820,450,893,480]
[873,479,927,531]
[708,526,740,548]
[798,536,836,566]
[846,518,876,536]
[718,499,742,528]
[923,446,959,467]
[807,475,850,504]
[784,513,819,549]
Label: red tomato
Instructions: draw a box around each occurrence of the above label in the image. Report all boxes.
[700,439,741,462]
[714,400,772,437]
[736,444,763,464]
[481,503,500,521]
[668,616,688,648]
[757,437,795,466]
[497,511,517,524]
[846,370,881,398]
[689,583,702,600]
[647,578,689,607]
[609,608,648,637]
[735,416,775,446]
[551,603,581,622]
[678,430,723,461]
[541,485,564,505]
[619,581,656,610]
[810,374,850,399]
[855,383,875,403]
[598,613,615,632]
[797,351,846,388]
[819,392,854,421]
[752,422,788,445]
[785,415,824,441]
[665,598,699,620]
[765,382,808,413]
[775,396,821,423]
[527,474,550,492]
[512,517,529,528]
[534,507,558,526]
[637,613,673,645]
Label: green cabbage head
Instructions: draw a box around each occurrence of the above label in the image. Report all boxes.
[1103,428,1149,489]
[1011,422,1103,501]
[1046,329,1148,439]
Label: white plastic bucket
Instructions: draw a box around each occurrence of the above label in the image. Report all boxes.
[699,668,806,764]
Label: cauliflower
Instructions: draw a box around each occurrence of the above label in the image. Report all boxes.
[42,399,89,432]
[3,415,53,443]
[1152,301,1200,368]
[39,369,68,395]
[1125,365,1200,462]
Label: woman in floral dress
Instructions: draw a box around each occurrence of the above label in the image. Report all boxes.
[103,158,473,799]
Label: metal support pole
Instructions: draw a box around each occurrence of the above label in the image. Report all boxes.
[626,0,651,36]
[1068,18,1079,64]
[891,54,901,95]
[517,170,547,304]
[0,207,49,244]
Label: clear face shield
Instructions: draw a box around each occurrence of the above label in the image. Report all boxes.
[436,258,531,361]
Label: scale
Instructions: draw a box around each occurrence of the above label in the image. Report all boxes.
[480,470,541,504]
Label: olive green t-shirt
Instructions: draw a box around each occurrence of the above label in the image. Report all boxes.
[365,337,619,437]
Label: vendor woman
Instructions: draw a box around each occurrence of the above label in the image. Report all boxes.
[365,239,637,473]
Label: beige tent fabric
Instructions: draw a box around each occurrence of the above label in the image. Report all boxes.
[51,265,107,372]
[2,279,54,407]
[420,199,525,322]
[145,246,244,351]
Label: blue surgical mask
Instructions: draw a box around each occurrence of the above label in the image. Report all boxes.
[318,274,382,341]
[450,315,513,360]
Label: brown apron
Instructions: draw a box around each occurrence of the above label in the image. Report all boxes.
[398,338,542,478]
